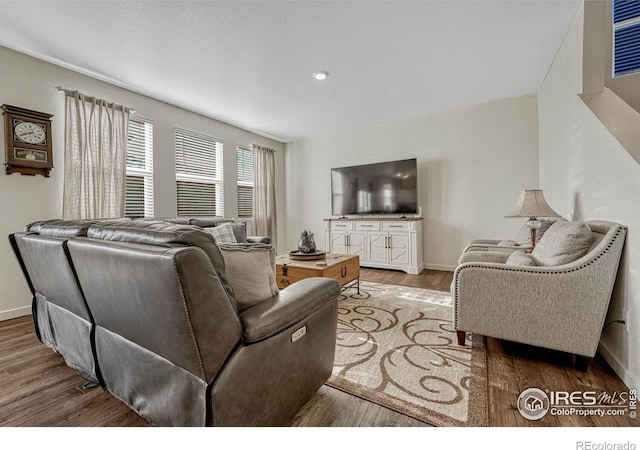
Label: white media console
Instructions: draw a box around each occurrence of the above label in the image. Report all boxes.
[323,217,424,275]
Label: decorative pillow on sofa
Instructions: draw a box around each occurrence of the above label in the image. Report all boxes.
[506,250,537,266]
[531,221,593,266]
[218,244,279,311]
[230,223,247,243]
[205,223,237,244]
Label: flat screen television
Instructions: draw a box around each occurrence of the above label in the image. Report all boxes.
[331,158,417,216]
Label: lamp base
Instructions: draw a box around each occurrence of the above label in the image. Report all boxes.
[526,217,541,253]
[527,228,537,253]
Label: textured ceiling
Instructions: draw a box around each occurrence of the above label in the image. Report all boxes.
[0,0,581,142]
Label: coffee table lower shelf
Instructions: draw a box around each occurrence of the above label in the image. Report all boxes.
[275,253,360,293]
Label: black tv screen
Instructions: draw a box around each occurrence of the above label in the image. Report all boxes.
[331,158,417,216]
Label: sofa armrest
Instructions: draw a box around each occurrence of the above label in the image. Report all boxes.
[239,277,340,343]
[467,239,502,245]
[458,251,511,265]
[247,236,271,244]
[463,243,525,254]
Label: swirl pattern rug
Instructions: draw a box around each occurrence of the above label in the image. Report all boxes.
[326,281,488,427]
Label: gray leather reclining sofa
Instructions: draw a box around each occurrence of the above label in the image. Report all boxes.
[10,219,340,426]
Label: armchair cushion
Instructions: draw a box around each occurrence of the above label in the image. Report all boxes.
[532,221,592,266]
[497,239,517,246]
[506,250,537,266]
[219,244,278,311]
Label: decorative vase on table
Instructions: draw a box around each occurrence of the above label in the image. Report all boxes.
[298,230,317,254]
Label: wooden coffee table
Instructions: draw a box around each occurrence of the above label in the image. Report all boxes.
[275,253,360,292]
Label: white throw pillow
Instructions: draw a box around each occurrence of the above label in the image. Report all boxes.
[506,250,537,266]
[531,221,593,266]
[205,223,237,244]
[218,244,278,311]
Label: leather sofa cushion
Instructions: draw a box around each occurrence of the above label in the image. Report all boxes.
[87,220,235,302]
[189,217,236,228]
[146,217,248,242]
[26,219,104,237]
[219,244,278,311]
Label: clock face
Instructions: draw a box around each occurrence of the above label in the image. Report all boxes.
[14,120,47,145]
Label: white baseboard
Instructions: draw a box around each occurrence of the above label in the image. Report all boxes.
[0,306,31,322]
[598,340,640,392]
[423,263,456,272]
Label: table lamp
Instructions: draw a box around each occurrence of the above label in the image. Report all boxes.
[506,189,561,253]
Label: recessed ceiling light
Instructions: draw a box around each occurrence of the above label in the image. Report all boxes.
[313,71,329,80]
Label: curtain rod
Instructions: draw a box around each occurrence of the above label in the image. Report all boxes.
[252,144,276,153]
[55,86,135,113]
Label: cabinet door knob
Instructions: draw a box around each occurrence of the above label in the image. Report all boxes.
[341,267,347,278]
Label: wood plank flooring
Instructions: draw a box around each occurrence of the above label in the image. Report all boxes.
[0,268,635,427]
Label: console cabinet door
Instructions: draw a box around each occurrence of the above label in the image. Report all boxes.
[389,233,410,266]
[331,231,348,254]
[348,232,365,259]
[368,232,388,263]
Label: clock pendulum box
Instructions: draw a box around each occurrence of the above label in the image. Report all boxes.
[2,104,54,177]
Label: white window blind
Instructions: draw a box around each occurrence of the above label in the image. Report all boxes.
[237,146,254,218]
[125,117,154,218]
[175,128,224,216]
[613,0,640,77]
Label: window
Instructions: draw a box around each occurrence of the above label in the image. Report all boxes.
[125,117,154,218]
[613,0,640,77]
[175,128,224,216]
[237,147,254,218]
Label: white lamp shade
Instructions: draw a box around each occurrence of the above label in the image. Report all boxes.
[506,189,561,218]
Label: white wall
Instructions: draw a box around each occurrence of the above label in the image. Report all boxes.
[0,45,285,320]
[538,4,640,391]
[285,94,540,270]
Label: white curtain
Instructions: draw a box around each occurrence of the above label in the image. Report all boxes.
[252,145,277,246]
[62,90,131,219]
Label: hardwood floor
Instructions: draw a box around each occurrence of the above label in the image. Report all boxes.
[0,268,635,427]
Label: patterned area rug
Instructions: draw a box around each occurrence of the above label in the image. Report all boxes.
[326,281,488,427]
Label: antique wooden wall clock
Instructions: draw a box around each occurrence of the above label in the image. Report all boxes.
[2,104,54,177]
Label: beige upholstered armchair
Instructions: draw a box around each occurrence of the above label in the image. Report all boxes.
[453,220,626,371]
